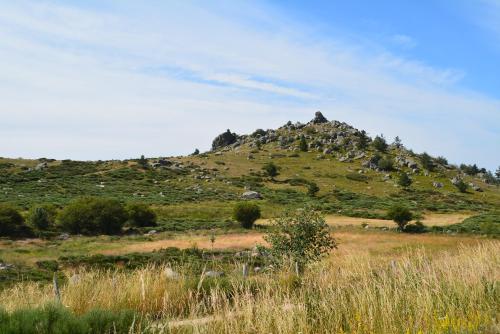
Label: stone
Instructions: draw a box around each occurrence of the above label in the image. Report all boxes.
[241,191,262,200]
[164,267,180,279]
[212,129,238,150]
[147,230,157,235]
[205,271,225,278]
[311,111,328,124]
[35,162,48,171]
[432,182,444,188]
[58,233,70,240]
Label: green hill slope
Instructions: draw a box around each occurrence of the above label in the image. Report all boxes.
[1,112,499,222]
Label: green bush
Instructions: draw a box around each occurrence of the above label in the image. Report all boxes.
[125,203,157,227]
[398,172,412,188]
[0,204,30,238]
[0,304,141,334]
[387,205,413,231]
[262,162,279,178]
[307,182,320,197]
[372,135,388,152]
[233,202,261,229]
[26,204,58,231]
[299,135,308,152]
[420,152,435,171]
[377,157,394,171]
[404,221,426,233]
[57,197,127,235]
[264,209,336,268]
[455,180,468,193]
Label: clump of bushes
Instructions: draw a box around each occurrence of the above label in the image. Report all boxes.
[0,204,31,238]
[26,204,58,231]
[372,135,388,152]
[57,197,128,235]
[262,162,279,178]
[233,202,261,229]
[398,172,412,188]
[125,203,157,227]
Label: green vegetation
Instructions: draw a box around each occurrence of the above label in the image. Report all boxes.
[397,172,412,188]
[299,135,308,151]
[262,162,279,178]
[455,179,468,193]
[372,135,388,152]
[387,205,413,231]
[125,203,157,227]
[0,204,30,238]
[57,197,127,235]
[264,209,336,267]
[233,202,261,229]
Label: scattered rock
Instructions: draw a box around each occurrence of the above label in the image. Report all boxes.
[147,230,157,235]
[212,129,238,150]
[432,182,444,188]
[311,111,328,124]
[205,271,225,278]
[0,263,14,270]
[57,233,70,240]
[241,191,262,200]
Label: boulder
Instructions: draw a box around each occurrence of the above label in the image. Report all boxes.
[312,111,328,124]
[212,129,238,150]
[241,191,262,200]
[432,182,444,188]
[205,271,225,278]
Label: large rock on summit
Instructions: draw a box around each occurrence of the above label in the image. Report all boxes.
[212,129,238,150]
[312,111,328,124]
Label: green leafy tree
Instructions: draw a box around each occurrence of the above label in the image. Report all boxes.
[455,180,468,193]
[393,136,402,148]
[435,156,448,166]
[387,205,413,231]
[307,182,320,197]
[372,135,388,152]
[420,152,434,171]
[138,155,148,168]
[262,162,279,178]
[398,172,412,188]
[0,204,29,238]
[192,149,200,156]
[495,166,500,180]
[356,130,370,150]
[299,135,308,152]
[27,204,58,231]
[57,197,127,235]
[233,202,261,229]
[126,203,157,227]
[264,209,336,268]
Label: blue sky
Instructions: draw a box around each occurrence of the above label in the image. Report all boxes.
[0,0,499,170]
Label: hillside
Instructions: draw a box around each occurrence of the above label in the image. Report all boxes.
[1,112,499,224]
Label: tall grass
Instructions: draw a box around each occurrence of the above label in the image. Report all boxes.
[1,242,498,333]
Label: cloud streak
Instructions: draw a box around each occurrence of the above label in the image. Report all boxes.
[0,0,498,169]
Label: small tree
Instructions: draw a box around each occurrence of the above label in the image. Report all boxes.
[495,166,500,180]
[377,157,394,171]
[455,179,468,193]
[372,135,388,152]
[398,172,412,188]
[262,162,279,178]
[27,204,58,231]
[265,209,336,269]
[387,205,413,231]
[192,149,200,156]
[393,136,402,148]
[0,204,29,238]
[356,130,370,150]
[299,135,308,152]
[138,155,148,168]
[126,203,157,227]
[420,152,434,171]
[307,182,320,197]
[233,202,261,229]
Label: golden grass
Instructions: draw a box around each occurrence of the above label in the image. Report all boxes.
[1,242,498,333]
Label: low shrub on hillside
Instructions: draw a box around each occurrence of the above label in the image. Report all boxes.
[57,197,127,235]
[125,203,157,227]
[0,204,31,238]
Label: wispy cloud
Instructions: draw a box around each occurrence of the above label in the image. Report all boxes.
[0,0,498,169]
[391,34,417,49]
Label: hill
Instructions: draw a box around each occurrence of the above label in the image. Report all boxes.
[1,112,499,225]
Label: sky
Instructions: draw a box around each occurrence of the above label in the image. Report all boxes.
[0,0,499,170]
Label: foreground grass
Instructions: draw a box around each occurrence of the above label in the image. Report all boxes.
[1,242,498,333]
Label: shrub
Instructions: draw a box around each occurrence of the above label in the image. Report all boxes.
[264,209,336,268]
[455,180,468,193]
[377,157,394,171]
[299,135,308,152]
[307,182,320,197]
[125,203,157,227]
[26,204,58,231]
[398,172,412,188]
[356,130,370,150]
[57,197,127,235]
[435,156,448,165]
[404,221,426,233]
[372,135,388,152]
[420,152,434,171]
[233,202,261,229]
[387,205,413,231]
[262,162,279,178]
[0,204,30,238]
[251,129,267,137]
[346,173,369,182]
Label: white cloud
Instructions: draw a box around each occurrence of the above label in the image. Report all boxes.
[0,0,498,169]
[391,34,417,49]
